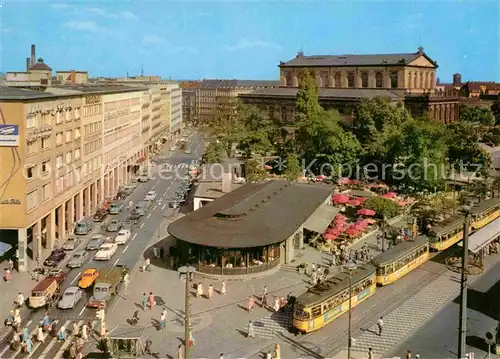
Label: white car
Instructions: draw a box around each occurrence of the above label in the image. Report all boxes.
[114,229,131,245]
[94,243,118,260]
[144,191,156,201]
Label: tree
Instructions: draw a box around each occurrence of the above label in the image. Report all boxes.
[469,180,489,202]
[364,196,399,219]
[283,153,301,181]
[491,99,500,125]
[202,139,222,164]
[492,177,500,198]
[459,104,495,126]
[244,158,266,182]
[237,104,279,158]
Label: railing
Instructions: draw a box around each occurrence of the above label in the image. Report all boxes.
[198,258,280,276]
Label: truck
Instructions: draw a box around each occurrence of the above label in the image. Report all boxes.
[87,265,128,308]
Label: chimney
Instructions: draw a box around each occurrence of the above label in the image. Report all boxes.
[221,171,232,193]
[31,44,36,69]
[26,57,31,71]
[71,70,76,86]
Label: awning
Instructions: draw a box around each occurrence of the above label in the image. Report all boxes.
[303,204,340,234]
[459,218,500,253]
[0,242,13,257]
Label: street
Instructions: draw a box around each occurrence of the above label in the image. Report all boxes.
[0,131,205,359]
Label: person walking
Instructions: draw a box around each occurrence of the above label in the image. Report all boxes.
[262,293,268,308]
[153,246,158,260]
[247,320,255,338]
[177,344,184,359]
[123,273,130,297]
[266,351,272,359]
[273,296,280,312]
[15,292,24,307]
[368,347,373,359]
[406,350,412,359]
[8,259,14,272]
[188,331,195,347]
[311,271,317,285]
[220,280,226,295]
[58,325,67,341]
[262,285,268,301]
[81,323,88,341]
[141,293,147,310]
[377,316,384,336]
[247,296,255,312]
[196,282,204,298]
[72,322,79,336]
[159,312,166,331]
[36,326,44,343]
[208,284,214,300]
[274,343,281,359]
[147,292,156,310]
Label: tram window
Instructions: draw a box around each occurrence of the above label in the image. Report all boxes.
[294,307,310,320]
[312,305,322,317]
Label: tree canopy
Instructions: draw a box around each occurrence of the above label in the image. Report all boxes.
[459,104,495,126]
[363,196,399,219]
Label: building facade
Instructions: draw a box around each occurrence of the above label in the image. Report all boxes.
[179,81,200,125]
[240,48,459,124]
[0,85,160,271]
[55,71,89,85]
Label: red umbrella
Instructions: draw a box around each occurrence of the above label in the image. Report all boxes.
[338,177,351,185]
[357,197,367,204]
[345,228,360,237]
[332,194,350,204]
[347,199,361,207]
[357,208,376,216]
[365,218,376,224]
[334,214,346,220]
[316,175,327,180]
[383,192,397,198]
[323,233,336,240]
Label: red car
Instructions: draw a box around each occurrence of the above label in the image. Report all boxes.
[45,268,67,284]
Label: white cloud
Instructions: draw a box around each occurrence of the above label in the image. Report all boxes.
[64,21,103,32]
[225,39,281,52]
[83,7,138,20]
[50,3,73,9]
[142,35,166,44]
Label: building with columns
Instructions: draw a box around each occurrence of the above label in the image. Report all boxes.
[240,48,460,123]
[0,84,159,271]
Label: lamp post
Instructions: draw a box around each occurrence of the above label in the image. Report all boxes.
[346,260,357,359]
[382,215,387,252]
[458,206,471,359]
[178,266,195,359]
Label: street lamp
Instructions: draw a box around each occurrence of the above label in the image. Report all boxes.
[382,215,387,252]
[458,205,471,359]
[178,266,196,359]
[346,260,357,359]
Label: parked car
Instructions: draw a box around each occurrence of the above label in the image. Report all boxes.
[62,237,82,251]
[67,250,89,268]
[57,286,83,309]
[121,184,134,195]
[108,201,123,215]
[86,235,106,250]
[94,243,118,260]
[144,191,157,201]
[169,201,179,208]
[78,268,99,289]
[138,175,149,182]
[46,268,67,285]
[106,220,122,232]
[114,229,131,245]
[44,249,67,267]
[93,208,108,222]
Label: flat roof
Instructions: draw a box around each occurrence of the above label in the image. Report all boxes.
[168,180,332,248]
[296,264,376,307]
[193,181,243,200]
[460,218,500,253]
[303,204,340,233]
[430,215,464,236]
[371,236,429,267]
[0,84,146,101]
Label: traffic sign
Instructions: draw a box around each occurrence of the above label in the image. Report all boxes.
[98,303,105,310]
[485,331,494,345]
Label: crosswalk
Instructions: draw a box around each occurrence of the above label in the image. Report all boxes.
[0,318,99,359]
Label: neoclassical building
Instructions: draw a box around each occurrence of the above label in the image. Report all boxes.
[240,48,459,123]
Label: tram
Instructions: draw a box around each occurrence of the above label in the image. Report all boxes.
[293,264,376,334]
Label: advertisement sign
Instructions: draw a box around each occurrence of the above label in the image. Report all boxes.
[0,125,19,147]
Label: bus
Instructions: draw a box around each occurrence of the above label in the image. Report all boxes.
[293,264,376,334]
[470,197,500,231]
[371,236,429,286]
[428,216,465,251]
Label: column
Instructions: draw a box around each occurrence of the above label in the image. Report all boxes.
[67,196,75,233]
[57,205,66,241]
[84,187,91,216]
[285,236,294,264]
[47,209,56,249]
[98,178,104,205]
[76,190,83,221]
[92,182,98,211]
[17,228,28,272]
[33,221,42,266]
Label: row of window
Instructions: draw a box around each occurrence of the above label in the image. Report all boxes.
[83,104,102,117]
[84,139,102,156]
[26,183,52,212]
[103,135,141,164]
[27,109,79,129]
[26,160,51,180]
[56,129,81,146]
[375,245,428,275]
[84,121,102,137]
[26,136,50,155]
[55,148,81,169]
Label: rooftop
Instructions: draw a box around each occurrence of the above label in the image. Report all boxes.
[280,50,437,68]
[193,181,244,200]
[240,87,404,101]
[30,58,52,71]
[168,180,332,248]
[200,79,280,89]
[371,236,429,267]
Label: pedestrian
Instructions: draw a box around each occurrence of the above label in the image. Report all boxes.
[247,320,255,338]
[69,344,77,359]
[36,326,44,343]
[188,331,195,347]
[311,271,317,285]
[153,246,158,259]
[262,285,268,300]
[123,272,130,293]
[159,246,165,261]
[131,310,139,325]
[24,336,33,354]
[23,326,29,341]
[72,321,79,336]
[4,268,11,282]
[220,280,226,295]
[208,284,214,299]
[144,257,151,271]
[8,259,14,271]
[274,343,281,359]
[415,355,420,359]
[262,293,268,308]
[273,296,280,312]
[76,336,85,352]
[58,325,67,341]
[15,292,24,307]
[266,351,272,359]
[196,282,204,298]
[377,316,384,336]
[147,292,156,310]
[406,349,412,359]
[158,311,166,331]
[368,347,373,359]
[81,324,88,341]
[141,293,147,310]
[145,339,153,354]
[311,263,316,273]
[247,296,255,312]
[177,344,184,359]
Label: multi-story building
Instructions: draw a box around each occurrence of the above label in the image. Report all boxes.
[164,83,182,133]
[179,81,200,125]
[240,48,460,123]
[55,70,89,85]
[5,44,53,88]
[196,80,280,124]
[0,84,160,272]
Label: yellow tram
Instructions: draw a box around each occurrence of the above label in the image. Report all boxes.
[470,198,500,230]
[429,216,465,251]
[293,265,376,334]
[371,236,429,286]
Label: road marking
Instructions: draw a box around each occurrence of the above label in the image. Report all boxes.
[39,320,70,359]
[27,320,60,358]
[0,342,10,358]
[153,205,157,211]
[131,233,137,241]
[113,258,120,266]
[78,305,86,316]
[122,244,129,253]
[162,204,166,210]
[146,213,151,219]
[70,272,81,285]
[151,185,156,190]
[156,179,160,184]
[53,320,84,359]
[167,185,171,191]
[163,191,167,196]
[140,222,145,228]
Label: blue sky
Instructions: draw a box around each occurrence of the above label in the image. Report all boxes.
[1,1,499,81]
